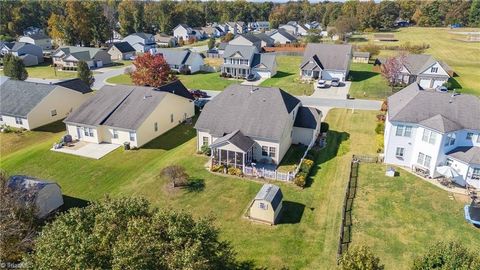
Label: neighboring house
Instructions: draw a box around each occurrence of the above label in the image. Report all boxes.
[279,23,298,36]
[23,26,43,37]
[0,41,14,55]
[226,22,247,35]
[53,46,112,68]
[352,51,370,63]
[215,23,229,34]
[269,29,298,45]
[173,24,203,41]
[305,21,321,30]
[373,33,397,41]
[300,43,352,82]
[217,42,228,56]
[248,21,270,31]
[122,32,156,53]
[154,48,204,74]
[384,83,480,188]
[0,79,93,130]
[296,24,309,36]
[248,184,283,225]
[200,25,224,38]
[155,33,177,47]
[108,42,135,61]
[4,42,43,66]
[228,33,262,50]
[7,175,64,219]
[112,30,123,42]
[64,80,195,148]
[18,33,52,51]
[253,33,275,48]
[195,84,322,169]
[220,45,277,79]
[398,54,451,89]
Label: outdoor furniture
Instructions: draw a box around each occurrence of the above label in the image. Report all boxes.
[385,167,396,177]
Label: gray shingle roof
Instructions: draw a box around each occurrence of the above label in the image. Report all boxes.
[446,146,480,165]
[0,80,57,117]
[111,42,135,53]
[388,83,480,132]
[274,29,298,41]
[254,184,283,210]
[130,32,153,40]
[403,54,438,75]
[210,130,255,152]
[223,45,257,60]
[194,84,300,141]
[253,33,275,45]
[11,42,33,52]
[54,78,92,94]
[251,53,276,71]
[239,33,261,43]
[155,48,201,67]
[8,175,59,203]
[294,106,322,129]
[26,33,50,40]
[56,46,104,60]
[301,43,352,71]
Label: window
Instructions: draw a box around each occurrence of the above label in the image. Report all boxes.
[0,115,3,121]
[269,147,276,158]
[422,129,436,144]
[404,126,412,137]
[84,128,89,136]
[431,67,438,73]
[473,168,480,176]
[83,127,94,137]
[129,131,135,141]
[15,117,23,125]
[395,147,405,158]
[261,146,268,156]
[395,125,412,137]
[88,128,94,137]
[467,132,473,140]
[446,158,453,166]
[51,109,57,117]
[417,152,432,168]
[113,129,118,139]
[259,202,267,210]
[444,133,456,146]
[396,125,404,136]
[154,122,158,132]
[170,114,174,123]
[202,136,209,146]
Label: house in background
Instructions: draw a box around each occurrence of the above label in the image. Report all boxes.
[253,33,275,48]
[300,43,352,82]
[248,184,283,225]
[220,45,277,79]
[384,83,480,188]
[122,32,156,53]
[7,175,64,219]
[352,51,370,63]
[155,33,177,47]
[53,46,112,69]
[64,80,195,148]
[173,24,203,42]
[279,22,298,35]
[0,79,92,130]
[305,21,321,30]
[399,54,451,89]
[22,26,43,37]
[226,21,247,35]
[3,42,43,66]
[154,48,204,74]
[108,42,135,61]
[19,33,52,51]
[228,33,262,50]
[199,25,224,38]
[195,84,322,170]
[248,21,270,31]
[269,29,298,45]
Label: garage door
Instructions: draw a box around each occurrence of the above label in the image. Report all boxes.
[432,79,445,89]
[419,79,431,89]
[96,60,103,68]
[322,71,345,82]
[255,71,271,78]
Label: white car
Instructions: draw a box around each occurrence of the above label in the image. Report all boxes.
[317,80,327,88]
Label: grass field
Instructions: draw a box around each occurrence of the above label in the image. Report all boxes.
[352,163,480,269]
[0,62,77,79]
[350,27,480,96]
[260,56,314,96]
[349,63,397,100]
[0,108,378,269]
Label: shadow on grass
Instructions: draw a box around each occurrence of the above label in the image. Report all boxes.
[33,120,66,133]
[449,77,463,90]
[306,130,350,188]
[271,71,293,79]
[349,70,378,82]
[349,37,368,42]
[142,121,196,150]
[60,195,90,212]
[278,201,305,224]
[278,144,308,170]
[185,178,205,192]
[236,260,268,270]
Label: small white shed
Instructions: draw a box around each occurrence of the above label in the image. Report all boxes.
[248,184,283,225]
[7,175,64,218]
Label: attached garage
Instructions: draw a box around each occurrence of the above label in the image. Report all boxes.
[419,79,431,89]
[322,71,346,82]
[254,70,271,79]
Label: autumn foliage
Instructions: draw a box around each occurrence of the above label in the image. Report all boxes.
[130,53,177,87]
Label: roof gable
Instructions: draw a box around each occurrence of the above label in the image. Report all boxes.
[301,43,352,71]
[0,80,57,117]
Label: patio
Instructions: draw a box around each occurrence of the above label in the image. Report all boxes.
[51,141,121,159]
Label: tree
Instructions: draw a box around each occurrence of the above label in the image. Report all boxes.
[470,0,480,27]
[3,53,28,80]
[178,36,185,46]
[25,197,240,270]
[376,0,400,29]
[130,53,176,87]
[305,29,321,43]
[221,32,234,43]
[334,16,358,41]
[118,0,144,36]
[337,245,384,270]
[358,43,380,58]
[0,170,37,263]
[412,241,480,269]
[207,37,216,50]
[77,60,94,87]
[161,165,189,187]
[380,54,406,88]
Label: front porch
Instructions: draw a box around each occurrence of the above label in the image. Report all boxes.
[222,66,251,78]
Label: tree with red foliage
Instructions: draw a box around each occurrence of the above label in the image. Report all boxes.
[380,53,406,89]
[130,53,177,87]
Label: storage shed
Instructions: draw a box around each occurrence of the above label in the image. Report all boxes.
[7,175,64,218]
[248,184,283,225]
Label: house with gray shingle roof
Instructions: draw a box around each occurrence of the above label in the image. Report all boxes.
[153,48,204,74]
[398,54,451,89]
[64,80,194,148]
[300,43,352,82]
[19,33,52,51]
[229,33,262,50]
[0,79,92,130]
[220,44,277,79]
[384,83,480,188]
[108,42,135,60]
[53,46,112,69]
[195,84,322,169]
[2,42,44,66]
[173,24,203,42]
[248,184,283,225]
[122,32,156,53]
[269,29,298,45]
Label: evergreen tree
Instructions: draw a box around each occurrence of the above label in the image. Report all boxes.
[77,60,94,87]
[3,53,28,81]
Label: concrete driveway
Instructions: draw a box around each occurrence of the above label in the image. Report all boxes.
[240,77,267,86]
[93,66,130,90]
[311,81,351,99]
[52,141,121,159]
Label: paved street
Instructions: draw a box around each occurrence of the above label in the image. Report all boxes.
[92,66,130,90]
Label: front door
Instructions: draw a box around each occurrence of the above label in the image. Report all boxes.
[77,126,83,139]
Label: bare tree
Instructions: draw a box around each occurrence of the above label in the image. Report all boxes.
[0,170,38,263]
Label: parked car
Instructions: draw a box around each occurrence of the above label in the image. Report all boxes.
[246,74,257,81]
[317,80,327,88]
[331,78,340,87]
[436,86,448,92]
[194,98,209,109]
[190,89,208,99]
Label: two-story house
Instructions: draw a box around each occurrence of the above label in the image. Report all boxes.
[4,42,44,66]
[122,32,156,53]
[18,33,52,51]
[248,21,270,31]
[226,22,247,35]
[398,54,451,89]
[300,43,352,82]
[220,45,277,79]
[195,84,322,171]
[228,34,262,51]
[173,24,203,42]
[384,83,480,188]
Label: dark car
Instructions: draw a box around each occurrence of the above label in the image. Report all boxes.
[190,89,208,99]
[194,98,209,109]
[246,74,257,81]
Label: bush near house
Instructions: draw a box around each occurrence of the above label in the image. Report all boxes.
[200,145,211,156]
[227,167,243,177]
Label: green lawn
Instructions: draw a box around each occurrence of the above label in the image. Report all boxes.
[106,72,241,91]
[0,108,379,269]
[0,62,77,79]
[277,144,308,172]
[350,27,480,96]
[260,56,314,96]
[352,163,480,269]
[349,63,396,100]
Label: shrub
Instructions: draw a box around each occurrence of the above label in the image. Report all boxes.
[294,175,306,188]
[227,167,242,176]
[161,165,189,187]
[200,145,211,156]
[210,164,223,172]
[300,159,314,174]
[375,122,385,134]
[320,122,329,133]
[412,241,480,270]
[338,245,384,270]
[220,72,227,77]
[376,134,384,153]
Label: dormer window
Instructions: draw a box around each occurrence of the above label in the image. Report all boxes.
[431,67,438,73]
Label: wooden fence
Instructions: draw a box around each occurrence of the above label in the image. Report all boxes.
[337,154,378,262]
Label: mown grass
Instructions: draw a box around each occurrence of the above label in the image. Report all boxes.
[348,63,395,100]
[0,109,378,269]
[277,144,307,172]
[352,163,480,269]
[0,62,76,79]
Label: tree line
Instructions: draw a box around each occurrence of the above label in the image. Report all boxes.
[1,0,479,47]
